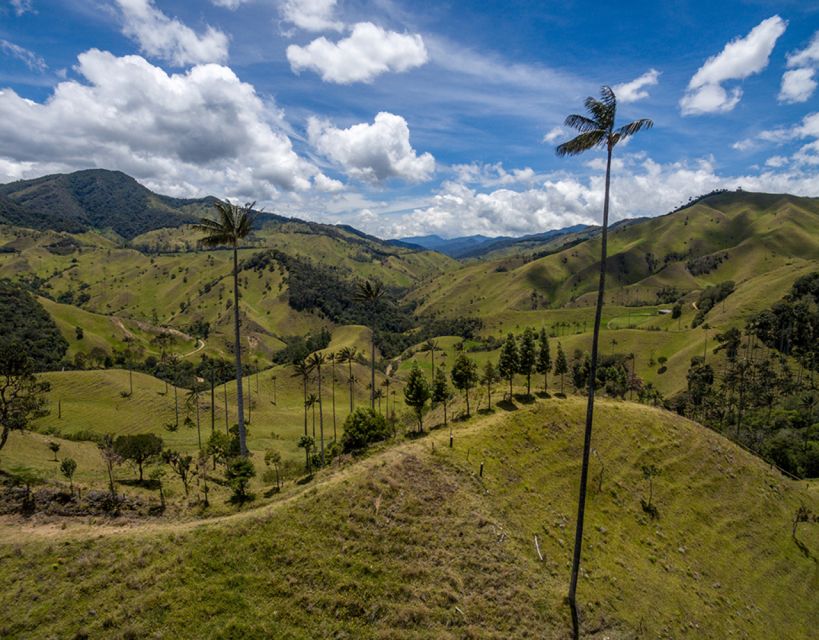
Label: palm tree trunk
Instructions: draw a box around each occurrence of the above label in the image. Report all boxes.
[302,377,308,436]
[317,365,325,466]
[232,243,247,456]
[223,382,229,434]
[331,360,337,441]
[349,360,354,413]
[370,326,376,410]
[196,395,202,450]
[568,144,612,638]
[210,369,215,435]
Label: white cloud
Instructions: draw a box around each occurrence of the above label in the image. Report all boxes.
[115,0,229,66]
[543,127,566,144]
[287,22,428,83]
[681,16,787,115]
[378,154,819,238]
[779,68,817,103]
[732,138,755,152]
[0,49,321,198]
[613,69,660,103]
[211,0,250,9]
[280,0,342,32]
[765,155,788,168]
[313,172,344,192]
[307,111,434,183]
[0,39,47,72]
[10,0,33,15]
[452,162,536,187]
[787,31,819,68]
[780,31,819,103]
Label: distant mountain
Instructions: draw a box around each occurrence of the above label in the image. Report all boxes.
[0,169,217,239]
[397,225,590,259]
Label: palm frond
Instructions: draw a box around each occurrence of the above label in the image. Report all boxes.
[555,130,607,157]
[616,118,654,140]
[563,114,602,134]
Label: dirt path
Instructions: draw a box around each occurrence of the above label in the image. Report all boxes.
[0,402,515,542]
[183,338,206,358]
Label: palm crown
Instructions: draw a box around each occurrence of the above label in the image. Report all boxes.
[556,86,653,157]
[194,200,257,248]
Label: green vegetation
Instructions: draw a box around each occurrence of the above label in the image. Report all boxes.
[0,280,67,369]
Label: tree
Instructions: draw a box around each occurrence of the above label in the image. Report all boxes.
[307,351,326,466]
[207,430,232,469]
[185,385,204,450]
[298,434,315,473]
[291,359,313,438]
[498,333,519,399]
[328,352,338,441]
[162,450,193,497]
[451,353,479,417]
[518,327,537,396]
[423,339,440,381]
[114,434,163,482]
[554,343,569,394]
[337,347,358,413]
[264,448,282,490]
[340,408,391,453]
[481,361,498,410]
[536,328,552,393]
[195,200,258,457]
[556,85,653,638]
[226,456,255,505]
[98,434,122,498]
[60,457,77,494]
[354,280,385,410]
[48,441,60,461]
[0,345,50,452]
[404,363,431,432]
[432,366,453,428]
[640,464,661,519]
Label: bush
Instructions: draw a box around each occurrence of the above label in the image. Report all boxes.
[226,457,255,504]
[340,408,391,453]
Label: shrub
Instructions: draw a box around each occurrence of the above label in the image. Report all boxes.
[226,457,255,504]
[340,408,391,453]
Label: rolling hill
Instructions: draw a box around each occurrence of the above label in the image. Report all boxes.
[1,398,816,639]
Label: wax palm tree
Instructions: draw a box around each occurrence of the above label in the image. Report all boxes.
[423,339,439,381]
[194,200,257,457]
[381,377,393,417]
[307,352,326,465]
[185,385,203,450]
[306,393,319,440]
[291,360,313,437]
[354,280,384,410]
[338,346,357,413]
[557,86,653,639]
[328,352,337,441]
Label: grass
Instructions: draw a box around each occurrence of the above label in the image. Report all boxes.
[0,397,816,638]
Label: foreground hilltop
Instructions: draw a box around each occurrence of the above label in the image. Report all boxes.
[1,398,816,639]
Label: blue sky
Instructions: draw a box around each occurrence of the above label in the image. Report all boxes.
[1,0,818,238]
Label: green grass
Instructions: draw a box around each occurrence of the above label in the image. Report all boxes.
[1,398,816,638]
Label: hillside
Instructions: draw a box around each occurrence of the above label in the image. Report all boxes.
[1,399,816,639]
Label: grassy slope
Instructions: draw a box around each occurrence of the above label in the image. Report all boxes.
[0,399,816,639]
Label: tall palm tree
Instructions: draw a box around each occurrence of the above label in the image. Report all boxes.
[338,347,357,413]
[328,352,337,441]
[307,352,326,466]
[381,377,393,417]
[556,85,652,639]
[185,385,203,450]
[291,360,313,436]
[306,393,319,440]
[194,200,257,457]
[354,280,384,410]
[423,339,439,381]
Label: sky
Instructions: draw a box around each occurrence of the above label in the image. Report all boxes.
[1,0,818,239]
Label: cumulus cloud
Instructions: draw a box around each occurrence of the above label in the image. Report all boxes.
[613,69,660,103]
[780,31,819,103]
[378,154,819,238]
[287,22,428,83]
[307,111,434,183]
[0,49,323,198]
[681,16,786,115]
[280,0,342,32]
[115,0,229,66]
[0,39,46,72]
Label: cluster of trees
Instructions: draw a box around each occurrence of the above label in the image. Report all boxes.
[671,274,818,478]
[692,281,735,327]
[0,280,68,370]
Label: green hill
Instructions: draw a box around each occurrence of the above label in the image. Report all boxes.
[1,399,816,639]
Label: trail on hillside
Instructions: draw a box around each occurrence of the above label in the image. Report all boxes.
[0,406,510,541]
